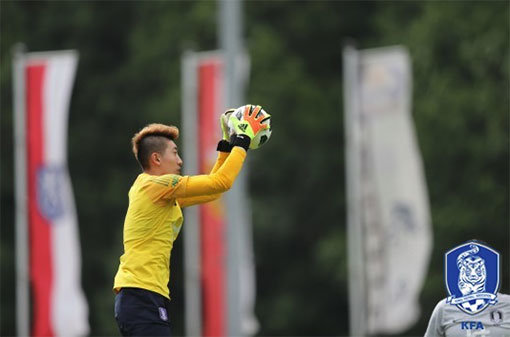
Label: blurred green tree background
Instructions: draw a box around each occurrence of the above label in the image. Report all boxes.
[1,1,508,336]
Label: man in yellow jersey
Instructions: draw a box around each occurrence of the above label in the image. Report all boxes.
[113,105,269,336]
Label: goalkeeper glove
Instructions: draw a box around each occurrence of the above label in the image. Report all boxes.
[216,109,236,152]
[221,108,235,141]
[228,105,270,140]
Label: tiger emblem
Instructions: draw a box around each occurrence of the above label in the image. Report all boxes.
[446,241,500,314]
[457,245,486,296]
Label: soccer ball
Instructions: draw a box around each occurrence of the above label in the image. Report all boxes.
[230,105,272,149]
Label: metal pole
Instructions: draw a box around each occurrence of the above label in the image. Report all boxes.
[343,45,366,337]
[219,1,245,336]
[12,43,30,337]
[181,51,202,337]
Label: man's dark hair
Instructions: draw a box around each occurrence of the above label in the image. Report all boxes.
[131,123,179,170]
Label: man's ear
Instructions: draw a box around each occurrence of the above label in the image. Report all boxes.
[150,152,160,166]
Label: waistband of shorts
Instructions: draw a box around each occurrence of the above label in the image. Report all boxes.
[119,287,170,303]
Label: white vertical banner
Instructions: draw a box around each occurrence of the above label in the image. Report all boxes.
[13,48,89,337]
[344,45,432,335]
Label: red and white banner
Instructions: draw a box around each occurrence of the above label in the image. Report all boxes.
[181,50,257,337]
[16,50,89,336]
[197,56,227,337]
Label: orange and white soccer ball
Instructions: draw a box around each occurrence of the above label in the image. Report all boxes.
[230,105,272,149]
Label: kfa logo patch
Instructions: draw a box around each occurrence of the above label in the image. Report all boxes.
[445,241,500,314]
[460,321,485,330]
[158,307,168,321]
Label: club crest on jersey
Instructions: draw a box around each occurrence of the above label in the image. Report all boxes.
[445,241,499,315]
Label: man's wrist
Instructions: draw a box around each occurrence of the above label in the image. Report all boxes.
[230,134,250,151]
[216,139,233,152]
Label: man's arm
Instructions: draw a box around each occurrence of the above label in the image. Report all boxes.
[424,300,445,337]
[178,146,246,196]
[177,149,230,208]
[176,105,267,205]
[151,145,246,203]
[209,141,231,174]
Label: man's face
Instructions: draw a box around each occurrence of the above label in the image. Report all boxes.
[156,139,183,175]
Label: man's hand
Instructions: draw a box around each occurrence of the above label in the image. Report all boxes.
[228,105,270,139]
[220,109,235,141]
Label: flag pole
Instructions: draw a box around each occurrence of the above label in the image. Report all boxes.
[343,44,367,337]
[219,1,246,336]
[12,42,30,337]
[181,50,202,337]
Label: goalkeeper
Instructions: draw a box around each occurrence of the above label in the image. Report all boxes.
[113,105,269,337]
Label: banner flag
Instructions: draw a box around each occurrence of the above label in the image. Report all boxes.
[198,55,227,337]
[15,50,89,337]
[344,46,432,334]
[181,50,257,337]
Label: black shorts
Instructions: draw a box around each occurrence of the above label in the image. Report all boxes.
[114,287,171,337]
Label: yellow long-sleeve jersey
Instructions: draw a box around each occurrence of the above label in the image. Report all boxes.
[113,147,246,299]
